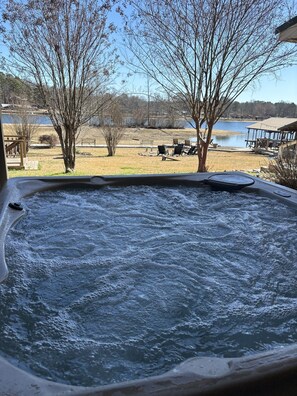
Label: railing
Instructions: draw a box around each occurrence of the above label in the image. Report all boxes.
[79,138,96,146]
[140,139,154,151]
[4,135,26,169]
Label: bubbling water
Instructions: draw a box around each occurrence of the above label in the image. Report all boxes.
[1,185,297,386]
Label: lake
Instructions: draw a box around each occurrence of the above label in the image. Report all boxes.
[187,120,254,147]
[2,114,253,148]
[2,113,51,125]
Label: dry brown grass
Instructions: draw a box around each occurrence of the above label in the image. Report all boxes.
[5,122,268,178]
[8,146,269,178]
[3,123,242,146]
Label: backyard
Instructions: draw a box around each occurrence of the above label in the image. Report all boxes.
[5,125,270,177]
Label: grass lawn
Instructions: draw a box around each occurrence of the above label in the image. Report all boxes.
[5,123,270,178]
[8,146,270,178]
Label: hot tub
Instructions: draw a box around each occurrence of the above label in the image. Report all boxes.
[0,172,297,396]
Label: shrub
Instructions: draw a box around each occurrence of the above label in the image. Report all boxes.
[39,134,58,148]
[269,150,297,190]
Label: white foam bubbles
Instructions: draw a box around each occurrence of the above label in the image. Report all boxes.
[1,185,296,386]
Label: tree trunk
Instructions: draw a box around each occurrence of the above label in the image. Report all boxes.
[64,126,76,172]
[54,124,76,173]
[195,122,215,172]
[63,144,76,172]
[197,141,208,172]
[195,123,208,173]
[107,145,115,156]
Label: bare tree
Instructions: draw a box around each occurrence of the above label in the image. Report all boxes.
[10,100,40,152]
[101,99,125,156]
[131,106,147,127]
[2,0,120,172]
[126,0,297,172]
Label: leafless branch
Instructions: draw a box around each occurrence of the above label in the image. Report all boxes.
[125,0,297,171]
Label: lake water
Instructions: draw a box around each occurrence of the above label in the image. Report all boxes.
[210,120,253,148]
[187,120,253,147]
[2,114,253,147]
[2,113,51,125]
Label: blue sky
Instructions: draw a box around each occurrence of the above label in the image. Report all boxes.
[122,64,297,105]
[115,3,297,105]
[1,3,296,106]
[237,65,297,103]
[2,39,296,105]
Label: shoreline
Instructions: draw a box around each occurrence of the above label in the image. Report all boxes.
[3,124,245,147]
[1,110,258,122]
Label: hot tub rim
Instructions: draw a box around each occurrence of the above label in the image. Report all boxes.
[0,171,297,395]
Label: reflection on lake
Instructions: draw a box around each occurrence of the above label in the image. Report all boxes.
[212,121,252,147]
[188,120,253,147]
[211,120,253,133]
[213,133,247,148]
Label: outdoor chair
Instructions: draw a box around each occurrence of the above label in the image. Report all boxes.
[173,143,184,155]
[186,145,197,155]
[157,145,168,155]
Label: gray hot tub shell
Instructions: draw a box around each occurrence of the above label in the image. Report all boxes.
[0,172,297,396]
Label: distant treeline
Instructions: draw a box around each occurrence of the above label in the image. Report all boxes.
[1,72,296,121]
[113,97,297,125]
[0,72,44,106]
[222,100,297,119]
